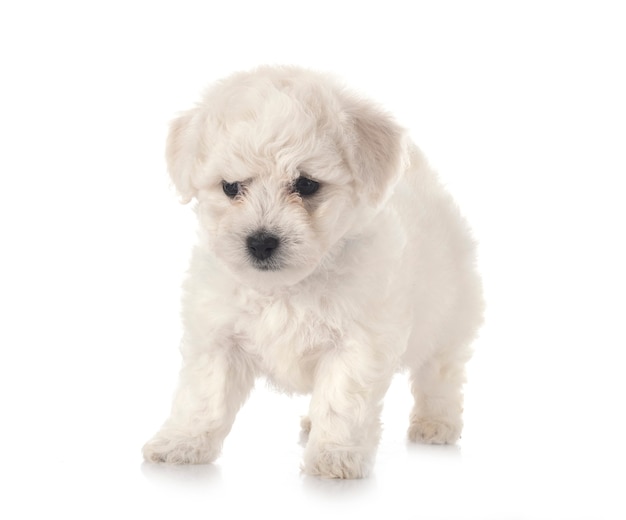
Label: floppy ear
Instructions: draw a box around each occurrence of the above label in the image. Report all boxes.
[342,97,407,206]
[165,107,207,204]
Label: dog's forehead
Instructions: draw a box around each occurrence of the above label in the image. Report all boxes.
[209,115,347,184]
[210,68,341,119]
[200,72,352,184]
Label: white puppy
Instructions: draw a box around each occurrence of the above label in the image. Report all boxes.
[143,66,484,479]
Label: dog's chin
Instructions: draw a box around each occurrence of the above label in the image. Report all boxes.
[229,260,319,291]
[211,241,326,291]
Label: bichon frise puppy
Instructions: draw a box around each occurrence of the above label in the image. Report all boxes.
[143,66,484,479]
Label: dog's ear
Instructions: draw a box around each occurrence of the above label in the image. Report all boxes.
[165,107,207,204]
[342,97,408,206]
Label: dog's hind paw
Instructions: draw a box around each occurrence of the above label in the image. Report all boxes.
[299,416,312,446]
[408,416,461,445]
[303,446,371,479]
[300,415,312,434]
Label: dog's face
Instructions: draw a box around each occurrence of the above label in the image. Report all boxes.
[166,67,407,288]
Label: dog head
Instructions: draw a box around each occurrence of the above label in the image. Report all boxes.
[166,66,407,288]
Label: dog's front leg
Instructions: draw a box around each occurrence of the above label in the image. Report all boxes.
[143,345,255,464]
[303,342,393,479]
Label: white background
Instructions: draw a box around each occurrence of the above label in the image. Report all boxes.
[1,1,625,519]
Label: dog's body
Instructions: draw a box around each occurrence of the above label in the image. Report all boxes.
[143,66,484,478]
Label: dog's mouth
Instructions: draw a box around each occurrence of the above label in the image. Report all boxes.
[225,231,321,287]
[237,249,323,289]
[250,259,283,272]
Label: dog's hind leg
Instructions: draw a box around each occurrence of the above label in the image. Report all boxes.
[407,347,469,445]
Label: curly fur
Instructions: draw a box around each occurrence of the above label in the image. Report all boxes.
[142,66,484,479]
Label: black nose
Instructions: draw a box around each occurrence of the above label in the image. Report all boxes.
[246,232,280,261]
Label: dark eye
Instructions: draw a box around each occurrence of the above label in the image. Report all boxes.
[293,176,320,197]
[222,181,240,198]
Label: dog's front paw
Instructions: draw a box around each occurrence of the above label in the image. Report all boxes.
[408,416,461,445]
[142,429,221,464]
[303,445,370,479]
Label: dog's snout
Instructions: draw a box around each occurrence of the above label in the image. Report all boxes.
[247,232,280,261]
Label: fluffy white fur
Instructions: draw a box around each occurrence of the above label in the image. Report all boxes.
[142,66,484,479]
